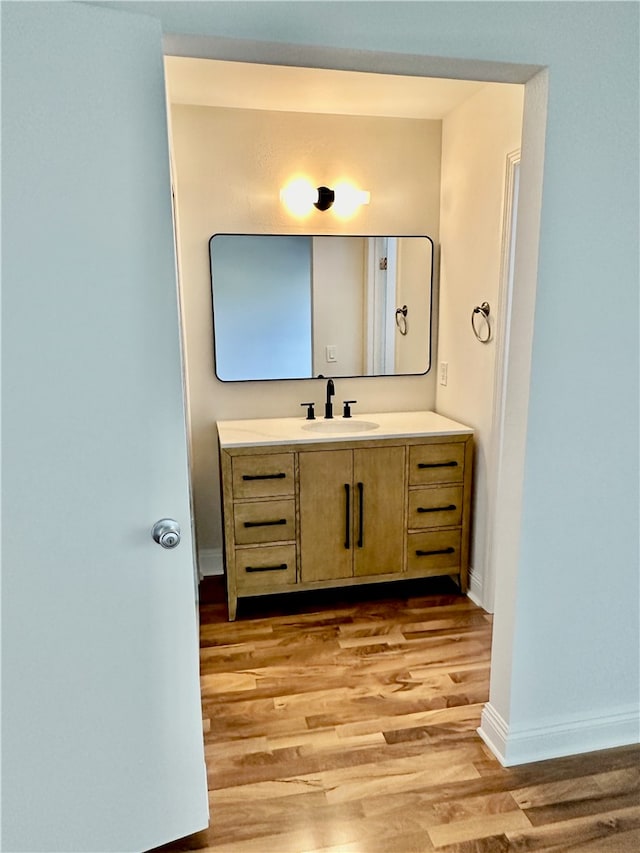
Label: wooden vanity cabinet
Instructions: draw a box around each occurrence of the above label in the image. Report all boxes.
[220,450,298,619]
[406,442,471,582]
[298,445,405,583]
[219,431,472,621]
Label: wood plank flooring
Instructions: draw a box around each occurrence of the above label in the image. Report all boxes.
[152,577,640,852]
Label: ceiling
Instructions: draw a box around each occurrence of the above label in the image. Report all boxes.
[164,57,490,120]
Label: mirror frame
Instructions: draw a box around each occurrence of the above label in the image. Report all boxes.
[208,233,435,382]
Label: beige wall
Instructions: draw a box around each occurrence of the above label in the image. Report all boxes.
[169,105,442,564]
[436,84,524,602]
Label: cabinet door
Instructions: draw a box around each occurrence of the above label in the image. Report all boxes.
[354,446,405,577]
[299,450,353,582]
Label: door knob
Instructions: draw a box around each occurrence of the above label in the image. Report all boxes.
[152,518,181,549]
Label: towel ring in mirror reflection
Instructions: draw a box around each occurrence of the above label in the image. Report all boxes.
[471,302,491,343]
[395,305,408,336]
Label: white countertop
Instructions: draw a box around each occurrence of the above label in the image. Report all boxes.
[217,410,473,448]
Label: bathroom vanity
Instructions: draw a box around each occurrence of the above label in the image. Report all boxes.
[217,411,473,620]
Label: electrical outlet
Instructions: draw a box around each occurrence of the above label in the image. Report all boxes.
[439,361,448,386]
[325,345,337,363]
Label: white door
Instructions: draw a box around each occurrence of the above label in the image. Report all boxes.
[2,3,208,851]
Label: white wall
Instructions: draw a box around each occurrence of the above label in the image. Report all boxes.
[170,104,442,561]
[437,84,524,606]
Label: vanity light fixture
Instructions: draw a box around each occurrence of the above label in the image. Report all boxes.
[314,186,336,211]
[280,179,370,216]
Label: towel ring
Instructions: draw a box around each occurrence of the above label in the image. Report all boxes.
[395,305,408,336]
[471,302,491,343]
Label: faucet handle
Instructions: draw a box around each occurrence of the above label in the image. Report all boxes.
[342,400,357,419]
[301,402,316,421]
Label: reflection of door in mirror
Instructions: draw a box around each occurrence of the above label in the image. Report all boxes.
[364,237,397,376]
[395,237,433,374]
[209,234,433,381]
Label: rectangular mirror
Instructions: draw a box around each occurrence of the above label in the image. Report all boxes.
[209,234,433,381]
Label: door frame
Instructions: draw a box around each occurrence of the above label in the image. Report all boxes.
[364,237,397,375]
[163,32,549,755]
[483,149,521,614]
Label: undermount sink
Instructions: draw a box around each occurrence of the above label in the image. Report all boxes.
[302,419,379,434]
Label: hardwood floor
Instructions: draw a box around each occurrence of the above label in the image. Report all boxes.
[152,576,640,852]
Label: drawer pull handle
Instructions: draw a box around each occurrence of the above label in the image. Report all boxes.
[344,484,351,549]
[242,472,286,481]
[417,461,458,469]
[417,504,457,514]
[357,482,364,548]
[243,518,287,528]
[245,563,288,573]
[415,547,455,557]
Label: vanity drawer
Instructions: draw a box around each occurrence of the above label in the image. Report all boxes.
[406,530,461,575]
[232,453,295,499]
[409,443,465,485]
[235,545,297,591]
[408,486,463,529]
[234,500,296,545]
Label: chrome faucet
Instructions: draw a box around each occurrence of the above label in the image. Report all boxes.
[324,378,335,419]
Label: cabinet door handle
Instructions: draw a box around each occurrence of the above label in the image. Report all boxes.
[417,461,458,469]
[243,518,287,528]
[357,482,364,548]
[344,483,351,549]
[245,563,288,573]
[415,547,455,557]
[417,504,457,514]
[242,472,286,481]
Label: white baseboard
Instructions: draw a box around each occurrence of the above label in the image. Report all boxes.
[479,701,640,767]
[198,547,224,577]
[466,566,484,609]
[478,702,510,763]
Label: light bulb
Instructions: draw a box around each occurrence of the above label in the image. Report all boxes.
[279,179,318,216]
[332,182,371,217]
